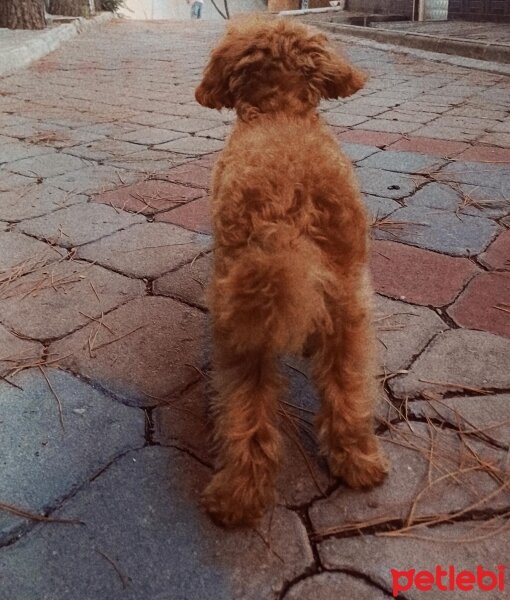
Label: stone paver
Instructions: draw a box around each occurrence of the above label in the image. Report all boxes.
[387,136,469,157]
[371,240,478,306]
[114,126,186,146]
[0,323,43,378]
[285,572,387,600]
[76,222,211,279]
[374,295,447,373]
[390,329,510,398]
[318,523,509,600]
[153,252,211,309]
[0,183,87,222]
[356,167,423,199]
[364,195,400,220]
[406,181,509,219]
[6,152,90,179]
[0,260,144,339]
[0,231,64,272]
[45,165,137,195]
[447,272,510,337]
[0,447,314,600]
[358,150,446,174]
[93,178,206,215]
[155,196,212,234]
[154,135,225,155]
[16,202,145,247]
[49,297,206,404]
[161,160,212,189]
[0,368,144,545]
[309,423,509,533]
[408,393,510,449]
[437,160,510,193]
[478,229,510,270]
[341,143,380,162]
[373,204,500,256]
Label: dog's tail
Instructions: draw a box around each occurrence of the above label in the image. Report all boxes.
[209,236,335,355]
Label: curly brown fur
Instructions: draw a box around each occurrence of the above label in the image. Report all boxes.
[196,17,389,527]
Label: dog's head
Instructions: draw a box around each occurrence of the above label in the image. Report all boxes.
[195,17,366,116]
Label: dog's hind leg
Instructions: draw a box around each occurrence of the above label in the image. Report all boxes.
[202,349,283,527]
[311,268,389,489]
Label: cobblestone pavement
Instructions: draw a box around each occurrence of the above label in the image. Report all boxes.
[1,18,510,600]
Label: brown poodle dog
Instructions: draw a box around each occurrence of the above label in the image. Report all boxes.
[195,17,389,527]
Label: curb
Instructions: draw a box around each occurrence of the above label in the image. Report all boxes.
[300,19,510,66]
[0,12,115,77]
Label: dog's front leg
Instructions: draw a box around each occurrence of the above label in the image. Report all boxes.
[202,350,282,527]
[311,269,389,489]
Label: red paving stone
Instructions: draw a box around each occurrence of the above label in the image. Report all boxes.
[93,179,205,215]
[370,240,479,307]
[456,145,510,164]
[336,129,402,148]
[163,161,212,189]
[478,230,510,271]
[155,196,211,234]
[447,272,510,338]
[386,136,469,157]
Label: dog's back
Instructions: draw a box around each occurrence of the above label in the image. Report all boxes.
[209,113,369,356]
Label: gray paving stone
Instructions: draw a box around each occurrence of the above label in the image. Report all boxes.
[406,181,510,219]
[0,368,144,545]
[153,253,211,309]
[159,116,220,133]
[411,124,480,142]
[356,167,423,200]
[77,222,211,279]
[0,183,87,222]
[0,231,64,272]
[309,423,508,534]
[49,297,207,404]
[341,143,380,162]
[374,204,500,256]
[154,135,225,155]
[0,140,52,164]
[358,150,446,174]
[478,132,510,148]
[437,161,510,194]
[195,124,232,141]
[45,165,137,195]
[16,202,145,248]
[408,394,510,449]
[0,170,33,191]
[114,126,186,146]
[325,112,368,127]
[390,329,510,399]
[364,195,400,221]
[0,260,144,339]
[354,119,421,134]
[318,523,509,600]
[374,295,447,374]
[375,109,437,124]
[285,572,387,600]
[6,152,90,179]
[0,447,313,600]
[107,148,191,173]
[0,323,43,378]
[61,139,143,161]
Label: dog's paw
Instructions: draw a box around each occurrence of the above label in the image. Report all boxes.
[329,438,389,489]
[201,471,272,528]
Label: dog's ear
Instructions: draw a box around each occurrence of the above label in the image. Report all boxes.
[304,37,367,100]
[195,45,235,110]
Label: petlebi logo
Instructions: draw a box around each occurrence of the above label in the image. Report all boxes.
[391,565,506,597]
